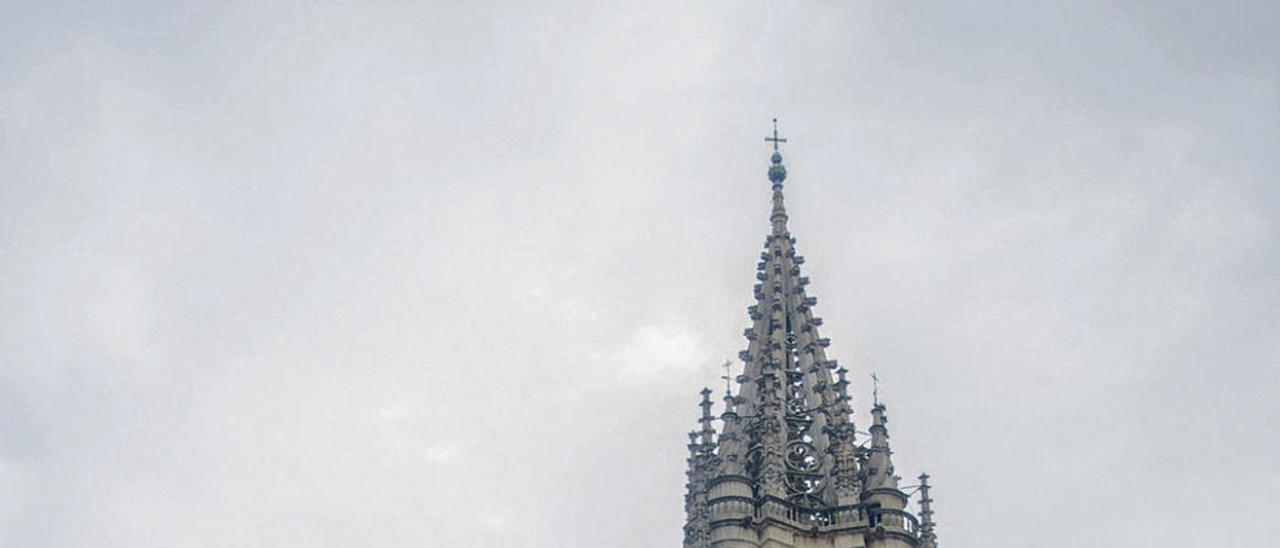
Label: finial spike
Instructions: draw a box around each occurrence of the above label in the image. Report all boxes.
[719,359,733,399]
[766,119,788,184]
[871,372,880,406]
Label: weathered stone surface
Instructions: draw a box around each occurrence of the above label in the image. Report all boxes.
[683,129,940,548]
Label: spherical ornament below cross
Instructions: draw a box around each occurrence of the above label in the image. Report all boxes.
[769,158,787,184]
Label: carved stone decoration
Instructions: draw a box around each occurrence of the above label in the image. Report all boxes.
[786,441,822,473]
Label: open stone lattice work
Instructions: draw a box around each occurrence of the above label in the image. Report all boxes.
[683,124,940,548]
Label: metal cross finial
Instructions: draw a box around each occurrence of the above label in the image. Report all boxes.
[720,359,733,398]
[871,372,880,406]
[765,118,788,150]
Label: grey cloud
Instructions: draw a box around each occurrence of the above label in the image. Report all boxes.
[2,1,1277,547]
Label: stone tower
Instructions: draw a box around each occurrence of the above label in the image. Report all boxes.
[683,122,939,548]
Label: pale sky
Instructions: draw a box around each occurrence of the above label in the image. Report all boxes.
[2,2,1278,547]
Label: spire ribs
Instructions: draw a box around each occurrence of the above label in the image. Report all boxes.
[683,123,937,546]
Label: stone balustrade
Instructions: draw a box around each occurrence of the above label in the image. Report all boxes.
[707,495,920,538]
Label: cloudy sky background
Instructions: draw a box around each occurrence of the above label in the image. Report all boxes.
[2,1,1278,546]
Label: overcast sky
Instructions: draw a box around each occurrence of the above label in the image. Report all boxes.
[2,1,1278,547]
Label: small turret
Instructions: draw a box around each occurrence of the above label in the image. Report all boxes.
[863,401,913,546]
[866,403,897,489]
[683,388,718,548]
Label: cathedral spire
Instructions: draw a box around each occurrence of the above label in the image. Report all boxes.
[684,122,938,547]
[713,120,860,513]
